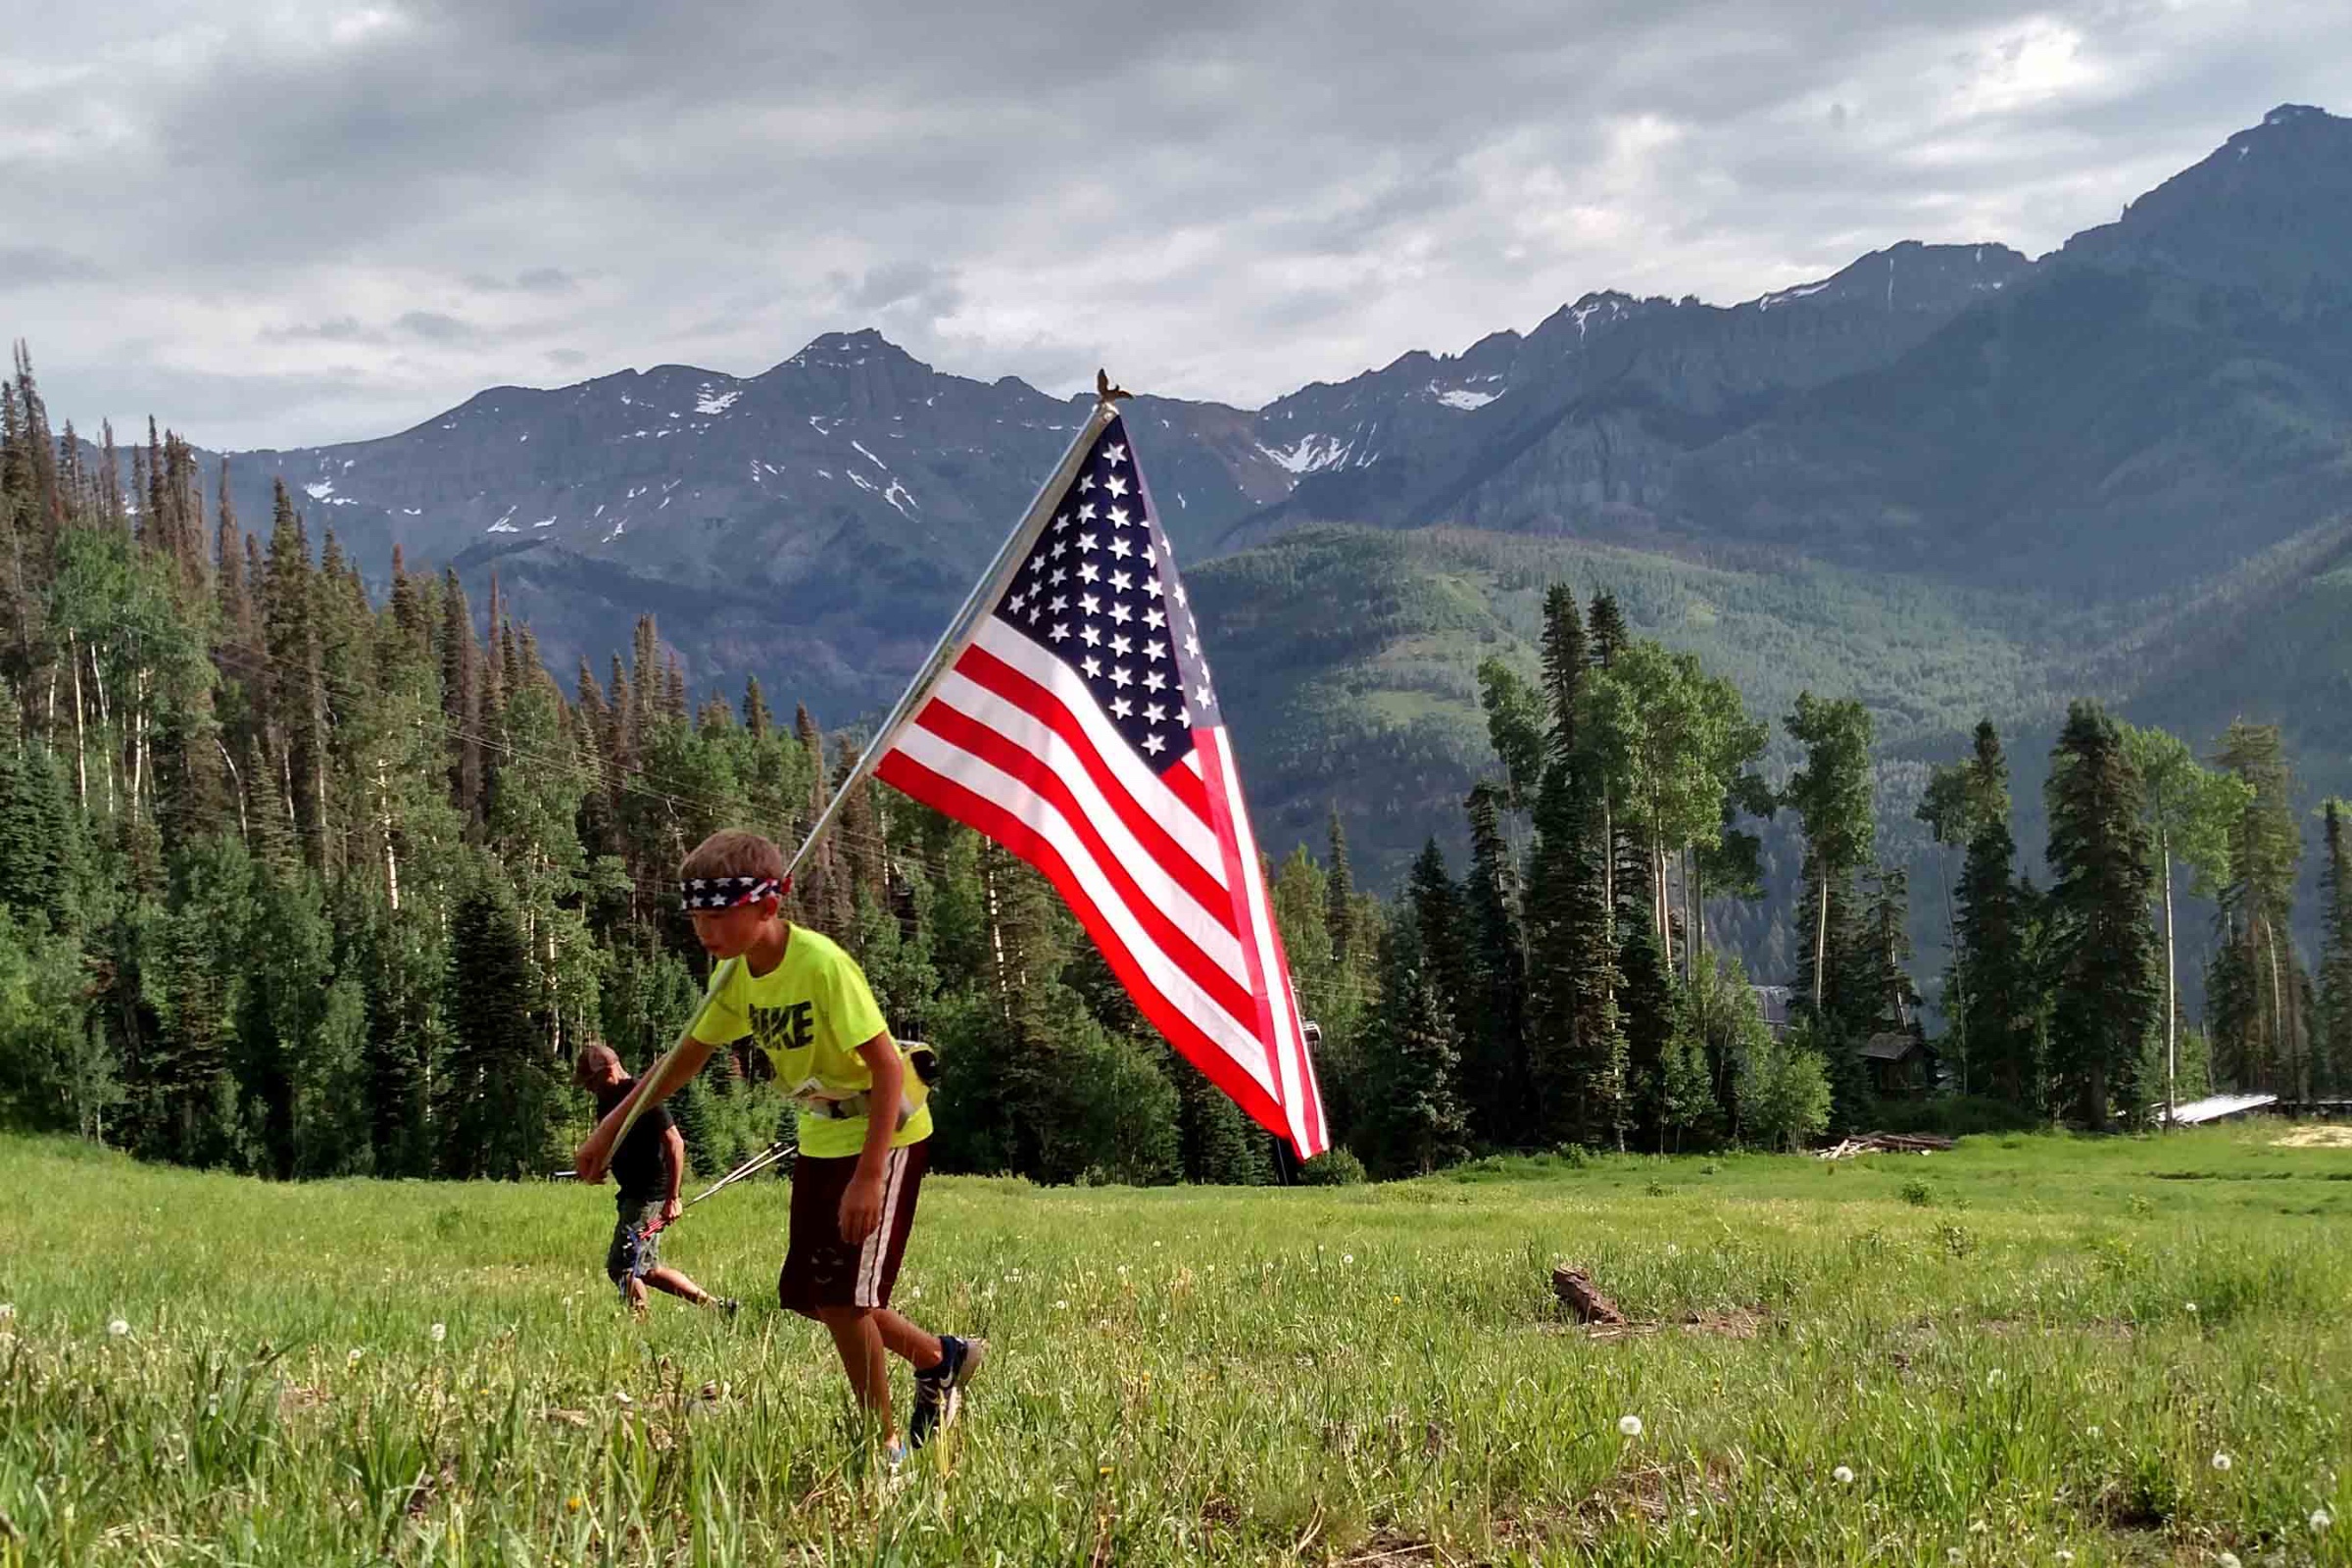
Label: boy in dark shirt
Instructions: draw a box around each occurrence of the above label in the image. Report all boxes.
[573,1042,736,1317]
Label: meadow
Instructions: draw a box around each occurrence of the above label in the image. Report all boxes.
[2,1127,2347,1567]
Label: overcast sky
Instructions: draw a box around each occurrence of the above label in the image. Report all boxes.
[1,0,2341,450]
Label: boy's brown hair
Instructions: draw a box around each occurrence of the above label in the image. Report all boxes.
[679,828,785,885]
[572,1040,621,1087]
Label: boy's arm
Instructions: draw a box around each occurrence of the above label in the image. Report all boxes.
[836,1032,903,1245]
[573,1030,718,1183]
[660,1123,687,1224]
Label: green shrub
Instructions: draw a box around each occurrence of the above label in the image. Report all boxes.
[1298,1148,1368,1186]
[1739,1032,1835,1152]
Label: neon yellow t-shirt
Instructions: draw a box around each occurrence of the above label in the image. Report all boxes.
[688,926,932,1159]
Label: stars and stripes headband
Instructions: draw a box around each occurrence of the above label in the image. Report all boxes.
[679,875,783,911]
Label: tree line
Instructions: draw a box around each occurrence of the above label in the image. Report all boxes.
[0,353,2346,1185]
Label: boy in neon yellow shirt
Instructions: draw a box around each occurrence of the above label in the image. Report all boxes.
[573,829,984,1462]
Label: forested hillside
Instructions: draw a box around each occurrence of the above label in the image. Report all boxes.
[4,352,2345,1189]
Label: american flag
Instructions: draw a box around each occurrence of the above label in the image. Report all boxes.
[871,410,1329,1158]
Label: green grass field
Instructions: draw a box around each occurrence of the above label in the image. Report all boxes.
[3,1128,2348,1567]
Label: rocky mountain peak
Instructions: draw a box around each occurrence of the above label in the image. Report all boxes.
[2059,102,2352,295]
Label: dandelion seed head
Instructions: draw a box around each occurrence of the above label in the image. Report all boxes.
[2211,1450,2231,1472]
[1055,1299,1069,1310]
[2311,1509,2332,1532]
[2085,1425,2101,1439]
[1618,1414,1643,1438]
[107,1318,129,1338]
[1341,1253,1354,1265]
[429,1323,446,1344]
[347,1348,364,1364]
[2185,1301,2198,1313]
[1947,1548,1963,1564]
[1833,1465,1855,1485]
[0,1302,14,1322]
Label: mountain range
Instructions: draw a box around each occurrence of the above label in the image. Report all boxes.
[184,104,2352,951]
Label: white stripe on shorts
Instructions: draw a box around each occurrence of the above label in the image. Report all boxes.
[854,1147,909,1308]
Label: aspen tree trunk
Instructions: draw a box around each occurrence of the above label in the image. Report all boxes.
[2265,921,2286,1097]
[68,629,87,806]
[983,859,1011,1024]
[129,669,148,827]
[91,644,112,819]
[218,738,248,842]
[1813,852,1831,1014]
[2160,834,2176,1125]
[377,762,400,911]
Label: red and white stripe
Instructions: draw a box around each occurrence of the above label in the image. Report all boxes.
[874,615,1329,1158]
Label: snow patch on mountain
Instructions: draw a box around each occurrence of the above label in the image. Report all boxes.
[1260,434,1354,474]
[1434,385,1498,411]
[1757,279,1833,311]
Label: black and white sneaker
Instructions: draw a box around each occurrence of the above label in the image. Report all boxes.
[908,1335,988,1448]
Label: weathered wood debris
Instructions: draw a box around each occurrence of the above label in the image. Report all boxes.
[1815,1131,1957,1159]
[1550,1265,1628,1326]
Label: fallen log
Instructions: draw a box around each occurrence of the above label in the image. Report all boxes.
[1551,1265,1627,1326]
[1816,1131,1957,1159]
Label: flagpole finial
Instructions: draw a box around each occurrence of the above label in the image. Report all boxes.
[1096,368,1131,405]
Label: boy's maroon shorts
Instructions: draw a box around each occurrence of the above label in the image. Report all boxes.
[779,1142,928,1312]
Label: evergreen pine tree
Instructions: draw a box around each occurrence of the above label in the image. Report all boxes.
[1458,782,1530,1148]
[2320,800,2352,1097]
[439,569,482,824]
[2207,723,2306,1095]
[262,483,329,868]
[742,674,773,738]
[1405,837,1474,1046]
[2044,701,2158,1127]
[1324,805,1353,963]
[440,876,557,1178]
[1355,910,1470,1177]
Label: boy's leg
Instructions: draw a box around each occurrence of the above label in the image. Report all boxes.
[813,1306,895,1435]
[607,1203,656,1313]
[643,1265,722,1307]
[869,1309,942,1369]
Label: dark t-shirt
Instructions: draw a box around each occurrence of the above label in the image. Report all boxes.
[592,1077,675,1204]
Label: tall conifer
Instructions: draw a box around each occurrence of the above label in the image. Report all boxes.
[2045,701,2157,1127]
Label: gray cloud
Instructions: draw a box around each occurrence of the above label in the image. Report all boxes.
[467,267,581,294]
[266,316,379,344]
[392,310,476,343]
[3,0,2343,448]
[0,247,106,288]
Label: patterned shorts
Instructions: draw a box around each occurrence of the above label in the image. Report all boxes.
[605,1197,665,1285]
[778,1143,928,1312]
